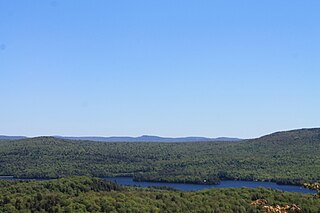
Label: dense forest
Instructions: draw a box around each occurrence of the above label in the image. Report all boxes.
[0,177,319,212]
[0,128,320,185]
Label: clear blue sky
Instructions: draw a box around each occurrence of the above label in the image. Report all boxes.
[0,0,319,138]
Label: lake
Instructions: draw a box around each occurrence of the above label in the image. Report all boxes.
[0,176,316,194]
[104,177,316,194]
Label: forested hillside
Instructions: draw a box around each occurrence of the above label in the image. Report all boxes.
[0,177,319,212]
[0,128,319,185]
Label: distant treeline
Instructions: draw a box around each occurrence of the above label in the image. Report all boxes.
[0,128,320,185]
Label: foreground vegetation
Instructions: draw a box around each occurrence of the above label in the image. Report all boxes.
[305,182,320,198]
[0,177,319,213]
[0,128,320,185]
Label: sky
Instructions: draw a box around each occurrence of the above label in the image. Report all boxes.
[0,0,319,138]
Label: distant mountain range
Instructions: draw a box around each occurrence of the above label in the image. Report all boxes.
[0,135,27,140]
[0,135,241,142]
[56,135,242,142]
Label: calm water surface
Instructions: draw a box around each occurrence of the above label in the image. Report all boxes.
[105,177,316,194]
[0,176,315,194]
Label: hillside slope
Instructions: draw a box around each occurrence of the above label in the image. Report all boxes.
[0,128,319,185]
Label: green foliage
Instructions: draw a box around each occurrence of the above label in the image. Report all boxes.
[304,182,320,198]
[0,177,319,212]
[0,128,320,185]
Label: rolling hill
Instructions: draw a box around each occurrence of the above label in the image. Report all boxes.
[0,128,319,185]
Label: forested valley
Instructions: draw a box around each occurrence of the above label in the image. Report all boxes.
[0,128,319,185]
